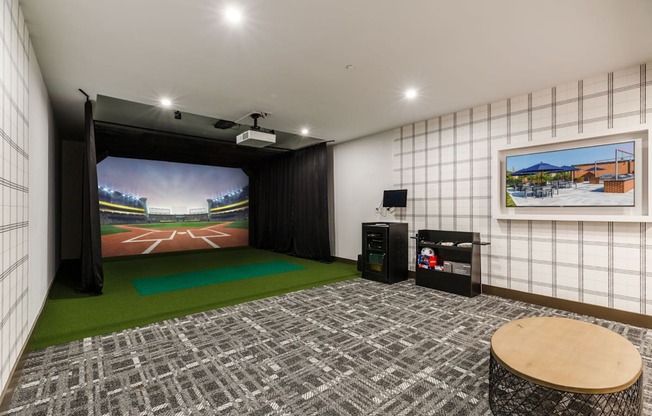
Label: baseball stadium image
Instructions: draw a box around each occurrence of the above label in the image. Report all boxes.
[98,157,249,257]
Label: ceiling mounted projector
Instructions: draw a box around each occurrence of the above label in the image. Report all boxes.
[236,130,276,147]
[236,112,276,147]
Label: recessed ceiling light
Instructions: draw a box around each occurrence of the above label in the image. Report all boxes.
[225,7,243,23]
[404,88,418,100]
[301,128,309,136]
[160,98,172,107]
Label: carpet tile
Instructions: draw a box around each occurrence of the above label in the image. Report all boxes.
[3,279,651,415]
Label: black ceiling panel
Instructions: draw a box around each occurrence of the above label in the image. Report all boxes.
[94,122,287,169]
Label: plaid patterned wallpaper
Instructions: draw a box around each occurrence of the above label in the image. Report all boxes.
[0,0,29,392]
[394,62,652,315]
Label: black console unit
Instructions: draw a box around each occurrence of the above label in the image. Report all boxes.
[361,222,408,284]
[415,229,482,297]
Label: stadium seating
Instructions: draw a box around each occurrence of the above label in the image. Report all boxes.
[208,185,249,221]
[98,184,249,225]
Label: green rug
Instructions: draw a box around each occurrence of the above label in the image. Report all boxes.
[29,248,358,350]
[132,261,305,295]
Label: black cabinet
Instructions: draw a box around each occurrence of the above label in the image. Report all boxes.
[415,229,482,297]
[361,222,408,284]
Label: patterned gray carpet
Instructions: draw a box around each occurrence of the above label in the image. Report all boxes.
[2,279,651,415]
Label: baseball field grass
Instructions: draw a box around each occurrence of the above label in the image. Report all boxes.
[225,221,248,229]
[28,247,358,350]
[100,224,131,235]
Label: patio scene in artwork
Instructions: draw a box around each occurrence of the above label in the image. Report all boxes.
[507,180,634,207]
[506,142,635,207]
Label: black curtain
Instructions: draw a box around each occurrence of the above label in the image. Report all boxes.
[249,142,331,261]
[78,100,104,294]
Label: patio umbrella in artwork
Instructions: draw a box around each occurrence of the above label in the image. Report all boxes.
[509,167,534,187]
[510,167,533,176]
[584,166,605,179]
[559,165,580,181]
[560,165,579,172]
[510,162,564,185]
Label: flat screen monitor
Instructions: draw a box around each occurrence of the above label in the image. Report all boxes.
[383,189,407,207]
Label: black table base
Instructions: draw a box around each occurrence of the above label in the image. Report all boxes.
[489,352,642,415]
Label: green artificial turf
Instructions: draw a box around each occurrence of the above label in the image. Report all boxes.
[29,248,358,350]
[132,261,305,295]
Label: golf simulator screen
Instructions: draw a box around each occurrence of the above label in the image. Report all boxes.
[97,156,249,257]
[505,141,635,208]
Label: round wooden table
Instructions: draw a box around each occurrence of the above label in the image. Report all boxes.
[489,317,643,415]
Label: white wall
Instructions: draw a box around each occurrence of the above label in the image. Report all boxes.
[0,0,30,394]
[27,44,56,326]
[331,129,398,260]
[333,61,652,316]
[0,1,57,397]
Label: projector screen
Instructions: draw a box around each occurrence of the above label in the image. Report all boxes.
[97,156,249,257]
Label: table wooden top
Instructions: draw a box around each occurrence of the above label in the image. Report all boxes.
[491,317,642,394]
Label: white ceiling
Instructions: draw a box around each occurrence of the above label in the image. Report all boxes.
[21,0,652,143]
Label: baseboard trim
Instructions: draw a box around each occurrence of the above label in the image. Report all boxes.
[332,260,649,324]
[482,285,652,329]
[332,256,356,266]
